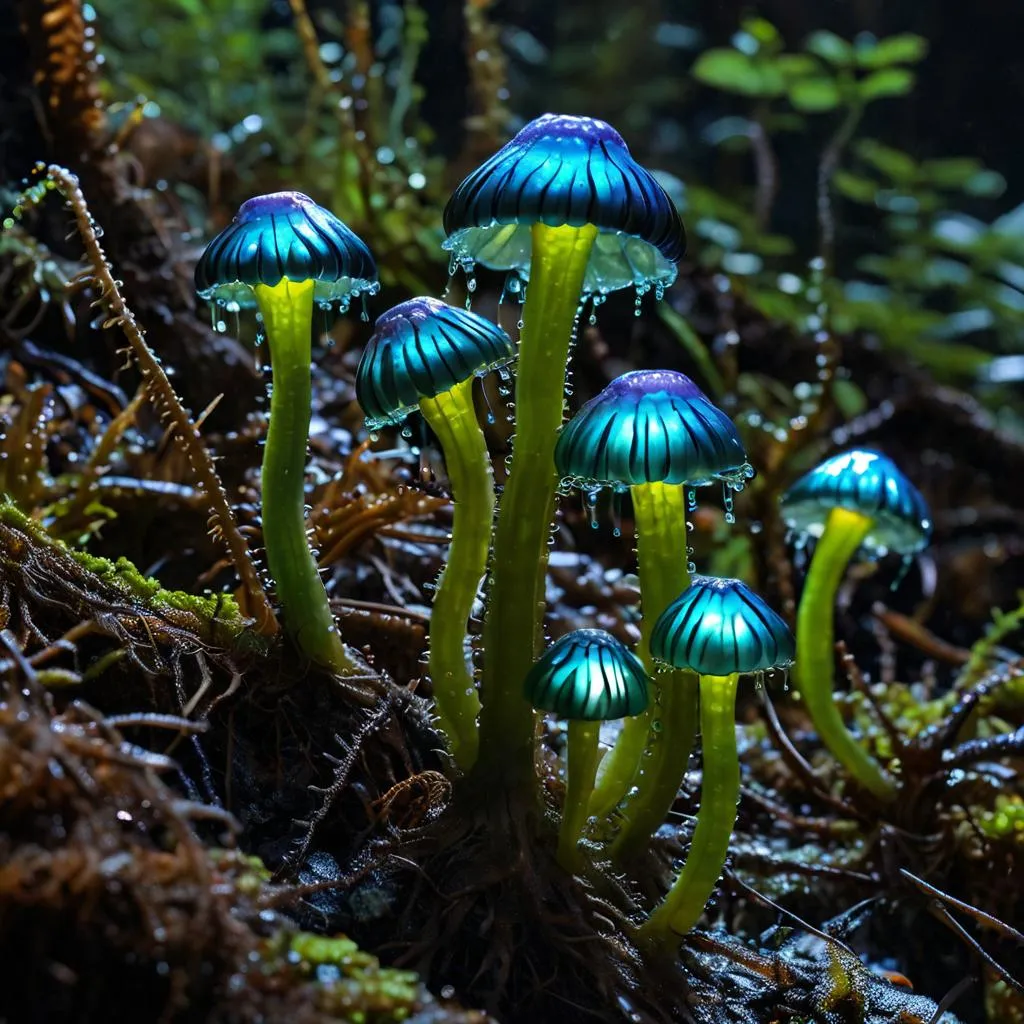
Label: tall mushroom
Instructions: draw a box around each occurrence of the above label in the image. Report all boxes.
[355,297,515,767]
[781,448,931,802]
[444,114,685,789]
[639,576,793,943]
[195,191,378,675]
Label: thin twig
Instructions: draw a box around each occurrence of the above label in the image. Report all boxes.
[38,166,278,636]
[61,382,147,526]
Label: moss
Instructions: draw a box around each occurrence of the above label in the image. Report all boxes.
[284,932,423,1022]
[975,794,1024,843]
[0,499,254,649]
[987,974,1024,1024]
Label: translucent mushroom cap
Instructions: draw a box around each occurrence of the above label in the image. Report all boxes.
[442,113,686,295]
[524,629,650,721]
[195,191,379,311]
[781,449,932,557]
[354,297,515,431]
[651,576,795,677]
[554,370,751,490]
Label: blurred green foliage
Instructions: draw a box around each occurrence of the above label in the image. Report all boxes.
[91,2,1023,403]
[680,16,1023,399]
[92,0,448,292]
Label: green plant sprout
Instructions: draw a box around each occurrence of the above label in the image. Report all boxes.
[442,113,685,790]
[781,449,932,802]
[523,630,649,873]
[551,369,752,862]
[195,191,378,674]
[355,297,515,767]
[639,576,793,943]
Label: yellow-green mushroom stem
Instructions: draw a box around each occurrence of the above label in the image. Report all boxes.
[418,377,491,768]
[795,505,898,802]
[557,720,603,874]
[254,279,355,675]
[638,672,739,944]
[591,482,697,857]
[476,222,598,787]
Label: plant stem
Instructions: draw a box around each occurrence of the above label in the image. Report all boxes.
[419,378,491,768]
[796,505,897,802]
[254,279,355,674]
[474,222,598,790]
[591,483,694,836]
[638,672,740,943]
[557,720,602,874]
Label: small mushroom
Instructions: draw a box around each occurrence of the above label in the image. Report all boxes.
[554,369,752,860]
[443,115,685,789]
[195,192,378,675]
[524,629,650,874]
[781,449,931,802]
[355,297,515,768]
[638,576,793,943]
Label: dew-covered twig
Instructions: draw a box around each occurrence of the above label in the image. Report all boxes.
[11,166,279,636]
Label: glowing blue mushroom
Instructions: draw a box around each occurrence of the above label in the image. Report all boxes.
[443,113,685,297]
[640,576,793,942]
[194,192,379,675]
[524,629,650,873]
[355,297,514,432]
[195,191,378,312]
[781,449,931,803]
[355,298,515,768]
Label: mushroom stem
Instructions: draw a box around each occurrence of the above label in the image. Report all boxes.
[592,483,697,852]
[638,672,740,943]
[796,505,898,802]
[418,377,490,769]
[254,279,355,674]
[557,719,602,874]
[475,222,598,790]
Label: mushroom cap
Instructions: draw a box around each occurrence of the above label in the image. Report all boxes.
[781,449,932,557]
[554,369,750,490]
[524,629,650,721]
[355,297,515,431]
[195,191,378,310]
[442,113,685,295]
[651,575,794,677]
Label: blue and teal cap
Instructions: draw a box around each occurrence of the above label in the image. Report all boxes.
[651,576,794,677]
[555,370,751,491]
[781,449,932,557]
[195,191,378,311]
[355,297,515,431]
[524,629,650,721]
[443,114,685,296]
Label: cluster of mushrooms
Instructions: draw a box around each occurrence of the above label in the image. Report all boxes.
[195,114,933,946]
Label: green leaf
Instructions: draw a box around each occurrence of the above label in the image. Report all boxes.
[833,379,868,419]
[965,169,1007,198]
[741,16,780,48]
[858,68,915,101]
[855,140,918,183]
[833,170,878,204]
[919,157,981,188]
[856,33,929,68]
[787,76,840,112]
[775,53,820,80]
[659,306,725,398]
[804,30,855,66]
[692,49,781,96]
